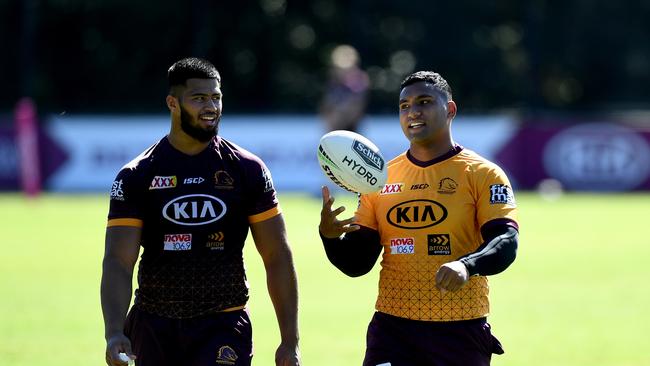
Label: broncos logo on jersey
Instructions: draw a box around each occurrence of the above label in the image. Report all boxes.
[215,345,238,365]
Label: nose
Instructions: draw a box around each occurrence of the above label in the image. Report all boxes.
[204,99,220,111]
[407,108,422,118]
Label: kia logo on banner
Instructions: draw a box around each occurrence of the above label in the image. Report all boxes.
[543,123,650,191]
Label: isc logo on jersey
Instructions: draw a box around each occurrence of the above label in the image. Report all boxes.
[164,234,192,251]
[162,194,227,226]
[390,237,415,254]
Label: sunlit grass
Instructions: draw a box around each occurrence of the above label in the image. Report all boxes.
[0,192,648,365]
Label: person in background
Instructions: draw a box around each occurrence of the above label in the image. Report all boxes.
[101,57,301,366]
[319,70,519,366]
[319,44,370,133]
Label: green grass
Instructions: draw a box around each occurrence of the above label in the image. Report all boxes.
[1,192,649,365]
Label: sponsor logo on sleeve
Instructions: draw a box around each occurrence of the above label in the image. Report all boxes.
[262,167,274,193]
[183,177,205,185]
[437,178,458,194]
[163,233,192,251]
[427,234,450,255]
[489,184,516,205]
[110,179,125,201]
[149,176,177,190]
[380,183,404,195]
[215,345,238,365]
[214,170,234,189]
[206,232,225,250]
[389,237,415,254]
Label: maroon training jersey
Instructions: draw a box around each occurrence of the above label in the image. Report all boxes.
[107,136,280,318]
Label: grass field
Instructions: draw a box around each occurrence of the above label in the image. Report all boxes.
[1,192,649,366]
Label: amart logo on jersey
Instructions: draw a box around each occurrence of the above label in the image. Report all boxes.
[162,194,227,226]
[386,199,448,229]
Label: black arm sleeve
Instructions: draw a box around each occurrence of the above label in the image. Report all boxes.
[319,226,382,277]
[458,221,519,276]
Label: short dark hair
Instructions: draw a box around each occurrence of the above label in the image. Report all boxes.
[400,71,452,100]
[167,57,221,89]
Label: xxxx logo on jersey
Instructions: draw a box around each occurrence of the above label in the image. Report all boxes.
[380,183,404,195]
[150,176,177,190]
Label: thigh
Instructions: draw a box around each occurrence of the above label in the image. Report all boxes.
[185,309,253,366]
[363,313,502,366]
[362,312,420,366]
[422,319,501,366]
[124,306,179,366]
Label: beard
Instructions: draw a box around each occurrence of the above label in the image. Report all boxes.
[179,105,219,143]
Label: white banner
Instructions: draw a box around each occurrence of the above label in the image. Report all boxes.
[46,115,516,192]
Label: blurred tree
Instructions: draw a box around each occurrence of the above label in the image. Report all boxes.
[1,0,649,116]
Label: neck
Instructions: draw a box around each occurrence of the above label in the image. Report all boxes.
[167,128,212,156]
[409,137,455,162]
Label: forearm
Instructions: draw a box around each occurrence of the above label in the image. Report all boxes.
[459,226,518,276]
[320,226,382,277]
[100,258,134,339]
[264,248,299,346]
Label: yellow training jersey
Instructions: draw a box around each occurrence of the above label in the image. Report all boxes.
[355,146,518,321]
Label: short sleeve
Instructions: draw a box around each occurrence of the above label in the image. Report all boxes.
[475,164,518,228]
[107,166,146,227]
[355,192,379,230]
[244,158,280,223]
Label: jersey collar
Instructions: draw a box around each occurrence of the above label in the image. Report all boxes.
[406,144,463,167]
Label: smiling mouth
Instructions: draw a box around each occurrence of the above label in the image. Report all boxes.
[408,121,425,129]
[200,114,218,125]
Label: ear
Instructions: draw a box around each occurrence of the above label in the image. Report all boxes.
[447,100,457,120]
[166,95,178,112]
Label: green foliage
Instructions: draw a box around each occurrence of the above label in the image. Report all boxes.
[0,192,649,365]
[3,2,650,113]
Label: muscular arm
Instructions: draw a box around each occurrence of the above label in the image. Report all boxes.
[250,214,300,365]
[100,226,141,365]
[458,221,519,276]
[320,226,382,277]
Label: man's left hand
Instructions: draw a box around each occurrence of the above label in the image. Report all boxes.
[275,343,301,366]
[435,261,469,293]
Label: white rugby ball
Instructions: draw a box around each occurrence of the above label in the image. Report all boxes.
[317,130,388,194]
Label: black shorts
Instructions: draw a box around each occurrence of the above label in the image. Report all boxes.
[363,312,504,366]
[124,305,253,366]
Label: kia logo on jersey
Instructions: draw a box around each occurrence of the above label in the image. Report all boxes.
[162,194,227,226]
[386,199,448,229]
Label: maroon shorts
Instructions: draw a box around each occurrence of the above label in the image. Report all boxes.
[362,312,504,366]
[124,305,253,366]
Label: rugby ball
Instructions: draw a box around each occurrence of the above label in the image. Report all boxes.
[317,130,387,194]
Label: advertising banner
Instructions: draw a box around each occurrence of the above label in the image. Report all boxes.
[44,115,514,193]
[4,114,649,193]
[496,121,650,191]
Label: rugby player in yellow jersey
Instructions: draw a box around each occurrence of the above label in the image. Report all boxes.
[319,71,519,366]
